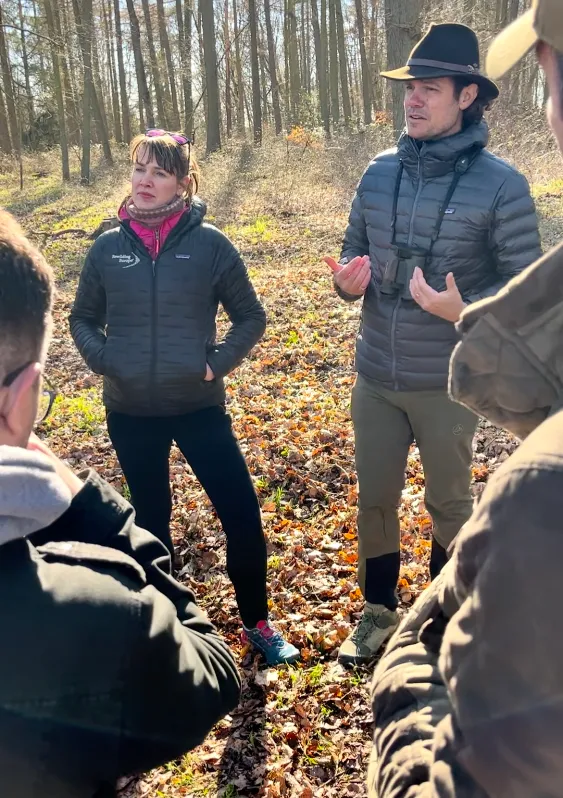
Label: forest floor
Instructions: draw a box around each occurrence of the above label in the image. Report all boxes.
[1,125,562,798]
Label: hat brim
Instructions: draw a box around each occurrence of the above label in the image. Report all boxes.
[380,65,499,100]
[486,8,537,80]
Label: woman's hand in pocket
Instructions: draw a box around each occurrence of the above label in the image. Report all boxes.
[204,363,215,381]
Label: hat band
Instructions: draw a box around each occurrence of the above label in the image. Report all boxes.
[407,58,480,75]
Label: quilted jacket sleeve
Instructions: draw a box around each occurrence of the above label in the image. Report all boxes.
[69,239,108,375]
[206,235,266,379]
[466,171,541,304]
[336,184,371,303]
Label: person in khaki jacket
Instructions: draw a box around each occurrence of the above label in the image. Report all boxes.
[0,209,240,797]
[368,2,563,796]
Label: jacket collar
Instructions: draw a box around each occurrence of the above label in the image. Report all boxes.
[450,241,563,440]
[398,121,488,179]
[0,447,72,545]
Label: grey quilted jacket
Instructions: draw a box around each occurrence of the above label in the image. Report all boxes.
[339,122,541,391]
[70,199,266,416]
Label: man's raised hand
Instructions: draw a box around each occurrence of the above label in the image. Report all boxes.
[324,254,371,297]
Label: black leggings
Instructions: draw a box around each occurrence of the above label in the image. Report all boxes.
[107,405,268,628]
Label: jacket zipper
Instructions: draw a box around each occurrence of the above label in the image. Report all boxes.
[149,229,161,411]
[390,147,423,390]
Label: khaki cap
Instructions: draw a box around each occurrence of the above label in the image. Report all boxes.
[487,0,563,80]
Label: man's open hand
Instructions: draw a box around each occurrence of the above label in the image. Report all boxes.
[324,254,371,297]
[409,267,466,322]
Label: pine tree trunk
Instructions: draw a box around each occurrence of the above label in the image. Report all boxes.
[113,0,132,139]
[384,0,422,138]
[233,0,245,133]
[157,0,181,129]
[329,0,339,125]
[0,5,20,154]
[264,0,283,134]
[201,0,221,152]
[354,0,371,123]
[335,0,351,125]
[44,0,70,175]
[125,0,155,127]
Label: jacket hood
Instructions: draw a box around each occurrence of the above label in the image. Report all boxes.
[449,241,563,440]
[398,121,489,179]
[0,446,73,545]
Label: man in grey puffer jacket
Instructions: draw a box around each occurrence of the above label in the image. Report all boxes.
[326,23,542,666]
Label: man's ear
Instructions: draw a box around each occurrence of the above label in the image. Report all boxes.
[0,363,41,440]
[458,82,479,110]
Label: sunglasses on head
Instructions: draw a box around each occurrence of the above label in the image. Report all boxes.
[145,129,193,146]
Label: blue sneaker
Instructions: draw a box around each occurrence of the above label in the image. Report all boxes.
[242,620,300,665]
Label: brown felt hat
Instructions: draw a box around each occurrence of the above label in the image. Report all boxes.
[487,0,563,80]
[381,23,499,100]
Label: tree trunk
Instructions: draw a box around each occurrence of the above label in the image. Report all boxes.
[329,0,339,124]
[248,0,262,143]
[319,0,330,134]
[201,0,221,152]
[103,0,122,141]
[44,0,70,175]
[18,0,35,131]
[335,0,351,125]
[287,0,300,125]
[196,3,208,122]
[224,0,233,137]
[179,0,194,130]
[354,0,371,124]
[233,0,245,133]
[264,0,283,134]
[113,0,132,139]
[90,20,113,159]
[0,4,20,154]
[141,0,168,126]
[156,0,181,129]
[259,23,269,125]
[125,0,155,127]
[0,87,10,154]
[384,0,422,138]
[75,0,93,182]
[55,0,81,145]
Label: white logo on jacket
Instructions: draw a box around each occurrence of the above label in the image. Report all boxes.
[112,253,140,268]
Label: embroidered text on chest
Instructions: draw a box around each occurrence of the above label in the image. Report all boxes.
[112,254,140,268]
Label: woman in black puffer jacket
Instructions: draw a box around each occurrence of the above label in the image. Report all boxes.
[70,129,299,666]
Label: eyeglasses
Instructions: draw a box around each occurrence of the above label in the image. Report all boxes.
[145,128,193,146]
[36,377,58,426]
[2,363,58,426]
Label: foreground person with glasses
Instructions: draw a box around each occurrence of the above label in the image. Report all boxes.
[70,129,299,665]
[0,209,241,798]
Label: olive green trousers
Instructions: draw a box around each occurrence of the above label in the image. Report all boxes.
[352,374,477,597]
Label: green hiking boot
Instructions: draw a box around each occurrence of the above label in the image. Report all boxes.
[338,602,399,666]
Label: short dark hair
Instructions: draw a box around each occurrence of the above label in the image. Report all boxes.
[452,76,495,127]
[0,210,53,382]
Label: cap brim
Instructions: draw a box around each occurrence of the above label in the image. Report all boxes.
[486,8,538,80]
[380,65,499,99]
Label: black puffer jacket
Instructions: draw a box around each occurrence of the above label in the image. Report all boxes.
[70,199,266,416]
[339,122,541,391]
